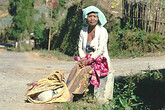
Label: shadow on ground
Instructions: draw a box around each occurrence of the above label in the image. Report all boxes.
[115,69,165,109]
[135,69,165,109]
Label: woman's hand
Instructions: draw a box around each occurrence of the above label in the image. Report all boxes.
[78,58,92,68]
[80,57,85,63]
[78,57,86,68]
[85,58,93,65]
[79,63,85,68]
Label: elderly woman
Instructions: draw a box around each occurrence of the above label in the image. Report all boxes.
[66,6,114,103]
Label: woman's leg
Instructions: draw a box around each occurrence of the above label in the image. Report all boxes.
[66,65,93,101]
[68,66,92,94]
[66,64,80,86]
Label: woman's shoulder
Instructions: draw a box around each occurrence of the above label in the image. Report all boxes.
[99,26,107,31]
[80,26,88,32]
[97,25,108,33]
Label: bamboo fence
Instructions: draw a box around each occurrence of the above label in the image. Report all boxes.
[122,0,165,35]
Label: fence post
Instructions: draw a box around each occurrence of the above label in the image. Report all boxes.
[122,0,164,35]
[144,2,147,31]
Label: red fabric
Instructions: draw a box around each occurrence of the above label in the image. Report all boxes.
[74,54,109,88]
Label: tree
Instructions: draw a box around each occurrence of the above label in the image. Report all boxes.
[8,0,35,41]
[8,0,35,50]
[34,13,49,49]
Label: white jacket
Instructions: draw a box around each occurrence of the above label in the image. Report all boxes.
[78,25,114,72]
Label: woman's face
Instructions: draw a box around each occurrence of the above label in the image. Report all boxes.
[87,13,99,27]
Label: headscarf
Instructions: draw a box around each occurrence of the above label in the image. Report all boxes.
[82,6,107,26]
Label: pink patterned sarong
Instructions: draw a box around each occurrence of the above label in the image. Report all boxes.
[74,54,109,88]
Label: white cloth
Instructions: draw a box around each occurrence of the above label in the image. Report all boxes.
[78,25,114,103]
[78,25,114,72]
[82,6,107,26]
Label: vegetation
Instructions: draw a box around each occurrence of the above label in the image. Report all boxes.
[29,0,66,50]
[8,0,35,40]
[34,13,49,49]
[52,4,85,56]
[0,0,164,58]
[107,70,165,109]
[1,0,165,109]
[33,49,74,61]
[108,22,165,58]
[52,0,66,18]
[50,0,165,58]
[53,70,165,110]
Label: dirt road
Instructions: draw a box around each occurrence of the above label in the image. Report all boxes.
[0,50,165,110]
[0,50,76,110]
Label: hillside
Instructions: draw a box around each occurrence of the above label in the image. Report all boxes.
[0,0,11,29]
[0,0,49,29]
[0,0,122,29]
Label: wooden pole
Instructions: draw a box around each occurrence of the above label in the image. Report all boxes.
[142,2,144,29]
[136,1,138,27]
[133,0,135,28]
[123,0,164,35]
[48,0,53,51]
[122,0,125,22]
[148,0,151,32]
[152,1,155,32]
[163,1,165,35]
[163,7,165,35]
[137,0,139,28]
[144,2,147,31]
[140,1,143,29]
[158,2,161,33]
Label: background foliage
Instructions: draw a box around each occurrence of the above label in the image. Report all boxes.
[0,0,164,58]
[109,22,165,58]
[34,13,49,49]
[8,0,35,40]
[50,70,165,109]
[50,0,165,57]
[51,3,85,56]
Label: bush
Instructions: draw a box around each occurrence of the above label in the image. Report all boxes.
[104,70,165,109]
[52,4,85,56]
[108,21,165,58]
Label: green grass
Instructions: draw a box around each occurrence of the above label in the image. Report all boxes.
[51,93,102,110]
[34,49,74,61]
[52,70,165,110]
[55,101,100,110]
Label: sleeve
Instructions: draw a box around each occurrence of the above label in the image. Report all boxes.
[78,30,86,58]
[91,28,108,59]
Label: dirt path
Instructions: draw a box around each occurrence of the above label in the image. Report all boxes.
[0,51,75,110]
[0,50,165,110]
[0,13,8,18]
[112,55,165,77]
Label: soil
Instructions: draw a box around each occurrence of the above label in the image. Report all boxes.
[0,50,75,110]
[0,13,8,18]
[0,50,165,110]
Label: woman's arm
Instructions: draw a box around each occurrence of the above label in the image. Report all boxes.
[78,30,86,58]
[91,27,108,59]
